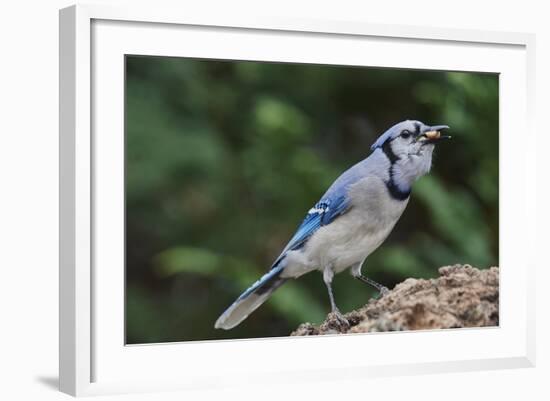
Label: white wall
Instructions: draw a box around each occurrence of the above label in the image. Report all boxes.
[0,0,547,400]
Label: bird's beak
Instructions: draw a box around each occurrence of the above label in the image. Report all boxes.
[418,125,451,144]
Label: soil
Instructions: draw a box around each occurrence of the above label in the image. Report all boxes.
[291,264,499,336]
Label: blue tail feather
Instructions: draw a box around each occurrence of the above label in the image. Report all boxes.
[214,259,287,330]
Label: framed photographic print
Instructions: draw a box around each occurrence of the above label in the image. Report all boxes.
[59,4,536,396]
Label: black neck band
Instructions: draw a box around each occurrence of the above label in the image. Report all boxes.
[386,179,411,200]
[381,140,411,201]
[381,140,399,164]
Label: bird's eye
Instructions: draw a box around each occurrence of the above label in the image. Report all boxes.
[400,130,411,139]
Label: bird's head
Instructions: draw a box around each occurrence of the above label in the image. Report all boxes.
[371,120,451,186]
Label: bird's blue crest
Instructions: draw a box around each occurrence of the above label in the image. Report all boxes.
[370,120,423,151]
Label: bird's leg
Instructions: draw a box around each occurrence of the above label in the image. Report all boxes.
[323,267,348,326]
[350,261,389,296]
[357,275,390,296]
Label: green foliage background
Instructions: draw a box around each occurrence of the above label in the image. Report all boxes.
[125,55,498,343]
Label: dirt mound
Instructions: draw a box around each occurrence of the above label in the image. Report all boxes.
[291,264,499,336]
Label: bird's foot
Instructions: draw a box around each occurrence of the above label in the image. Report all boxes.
[379,286,390,297]
[373,286,390,300]
[327,308,350,331]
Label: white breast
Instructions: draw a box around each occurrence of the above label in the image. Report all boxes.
[281,176,408,278]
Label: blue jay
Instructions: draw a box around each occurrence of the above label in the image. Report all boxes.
[215,120,450,330]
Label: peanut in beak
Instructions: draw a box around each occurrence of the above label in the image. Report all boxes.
[424,130,441,140]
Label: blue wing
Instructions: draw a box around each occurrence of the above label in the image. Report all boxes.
[272,193,351,267]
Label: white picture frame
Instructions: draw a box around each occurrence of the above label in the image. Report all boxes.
[59,4,536,397]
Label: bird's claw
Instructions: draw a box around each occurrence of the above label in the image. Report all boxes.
[328,309,350,330]
[379,286,390,296]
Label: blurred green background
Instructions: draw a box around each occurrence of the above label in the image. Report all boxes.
[125,55,498,344]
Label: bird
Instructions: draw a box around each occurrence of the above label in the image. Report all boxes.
[214,120,451,330]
